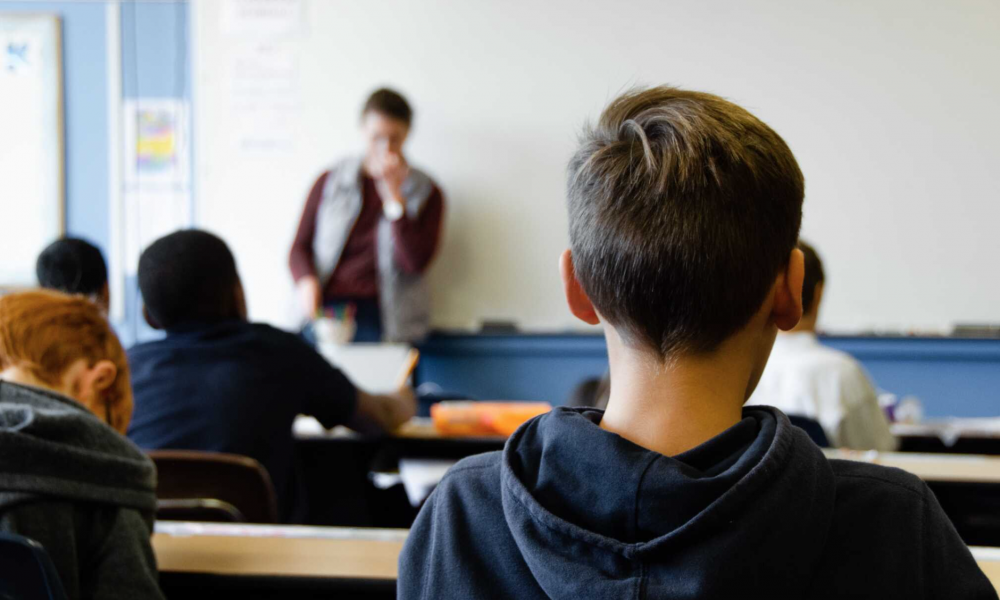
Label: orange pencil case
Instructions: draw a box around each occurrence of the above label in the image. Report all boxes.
[431,401,552,437]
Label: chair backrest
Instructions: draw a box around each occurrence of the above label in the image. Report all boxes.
[788,414,831,448]
[148,450,279,524]
[0,533,68,600]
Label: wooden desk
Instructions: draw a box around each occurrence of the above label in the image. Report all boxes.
[893,420,1000,455]
[826,450,1000,547]
[154,523,1000,596]
[972,547,1000,592]
[154,523,406,600]
[824,450,1000,483]
[294,417,505,527]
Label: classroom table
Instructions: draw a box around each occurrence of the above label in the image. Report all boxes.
[154,522,405,600]
[893,420,1000,455]
[824,450,1000,546]
[294,416,504,527]
[296,417,1000,544]
[974,547,1000,593]
[154,522,1000,596]
[824,449,1000,483]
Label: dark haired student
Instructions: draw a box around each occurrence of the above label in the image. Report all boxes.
[289,88,445,343]
[36,237,110,312]
[127,230,416,523]
[398,87,996,598]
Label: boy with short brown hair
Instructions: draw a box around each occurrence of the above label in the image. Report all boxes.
[398,87,995,599]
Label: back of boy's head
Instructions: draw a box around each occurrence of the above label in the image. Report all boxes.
[36,237,108,298]
[798,240,825,316]
[138,229,242,329]
[567,86,804,357]
[0,290,132,433]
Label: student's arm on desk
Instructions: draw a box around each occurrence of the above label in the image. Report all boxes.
[296,333,415,434]
[346,388,417,434]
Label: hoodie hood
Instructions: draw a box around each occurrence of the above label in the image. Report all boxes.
[0,381,156,512]
[500,406,836,598]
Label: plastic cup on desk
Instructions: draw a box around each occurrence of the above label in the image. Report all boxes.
[894,396,924,425]
[313,316,356,345]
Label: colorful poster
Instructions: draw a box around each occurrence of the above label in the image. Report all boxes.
[123,99,189,188]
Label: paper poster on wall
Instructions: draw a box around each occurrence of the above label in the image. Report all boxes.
[222,0,303,37]
[228,42,299,155]
[0,15,63,286]
[123,99,189,188]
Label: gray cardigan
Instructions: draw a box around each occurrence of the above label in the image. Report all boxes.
[0,381,163,600]
[313,156,435,342]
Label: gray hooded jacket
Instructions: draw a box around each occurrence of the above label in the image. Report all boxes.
[313,156,435,342]
[0,381,163,600]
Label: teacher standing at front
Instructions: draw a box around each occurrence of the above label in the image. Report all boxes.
[289,89,445,343]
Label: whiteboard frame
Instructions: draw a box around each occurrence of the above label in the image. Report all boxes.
[0,13,65,288]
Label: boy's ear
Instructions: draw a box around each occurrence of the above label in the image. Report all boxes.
[559,249,600,326]
[142,305,162,330]
[87,360,118,393]
[773,247,805,331]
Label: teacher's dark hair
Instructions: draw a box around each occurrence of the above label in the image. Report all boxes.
[566,86,804,358]
[138,229,242,329]
[362,88,413,126]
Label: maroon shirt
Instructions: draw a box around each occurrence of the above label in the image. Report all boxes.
[289,170,445,301]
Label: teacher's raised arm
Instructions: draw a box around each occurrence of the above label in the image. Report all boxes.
[289,89,445,344]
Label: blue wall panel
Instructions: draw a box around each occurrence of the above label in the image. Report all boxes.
[416,333,1000,418]
[0,1,188,346]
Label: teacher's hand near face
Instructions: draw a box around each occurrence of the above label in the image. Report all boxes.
[374,151,409,220]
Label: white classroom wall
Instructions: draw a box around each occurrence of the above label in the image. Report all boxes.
[193,0,1000,333]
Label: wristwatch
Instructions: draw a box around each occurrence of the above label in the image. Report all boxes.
[383,199,405,221]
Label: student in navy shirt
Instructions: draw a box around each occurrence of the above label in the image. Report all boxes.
[128,230,415,522]
[398,87,995,598]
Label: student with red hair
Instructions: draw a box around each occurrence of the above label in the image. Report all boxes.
[0,290,163,600]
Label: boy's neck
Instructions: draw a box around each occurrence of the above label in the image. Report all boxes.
[599,331,757,457]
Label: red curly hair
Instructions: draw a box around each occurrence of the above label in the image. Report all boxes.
[0,289,132,434]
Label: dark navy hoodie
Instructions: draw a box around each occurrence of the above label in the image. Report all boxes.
[398,406,996,599]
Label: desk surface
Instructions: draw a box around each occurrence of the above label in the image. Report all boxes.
[893,419,1000,441]
[153,523,407,580]
[824,450,1000,483]
[155,523,1000,593]
[295,416,1000,484]
[972,547,1000,591]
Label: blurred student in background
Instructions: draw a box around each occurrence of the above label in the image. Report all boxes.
[129,230,416,523]
[36,237,110,313]
[0,291,162,600]
[289,88,445,343]
[747,241,896,451]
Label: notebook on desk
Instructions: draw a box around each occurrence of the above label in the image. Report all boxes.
[317,342,416,393]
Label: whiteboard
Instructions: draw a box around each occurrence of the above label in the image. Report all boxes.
[0,14,63,286]
[193,0,1000,334]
